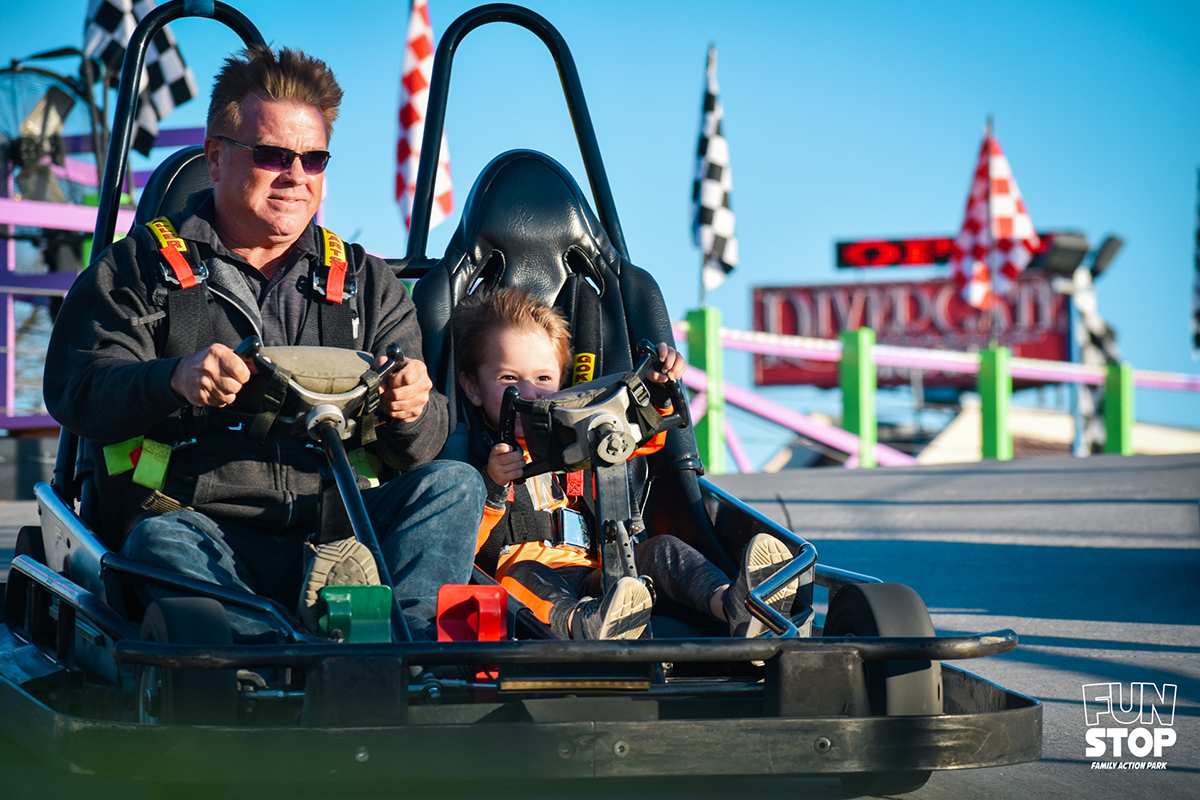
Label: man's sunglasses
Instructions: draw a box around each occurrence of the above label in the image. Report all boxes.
[215,136,331,175]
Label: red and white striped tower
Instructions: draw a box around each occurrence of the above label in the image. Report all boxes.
[395,0,453,233]
[949,120,1042,317]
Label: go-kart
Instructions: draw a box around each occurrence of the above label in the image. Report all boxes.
[0,2,1041,795]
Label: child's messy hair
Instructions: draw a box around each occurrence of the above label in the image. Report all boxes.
[453,288,573,384]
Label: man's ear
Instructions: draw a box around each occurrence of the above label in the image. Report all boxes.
[203,137,222,183]
[459,371,482,407]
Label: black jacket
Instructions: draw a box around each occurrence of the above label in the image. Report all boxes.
[44,191,449,543]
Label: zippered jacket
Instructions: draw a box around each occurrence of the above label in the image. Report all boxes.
[44,190,448,544]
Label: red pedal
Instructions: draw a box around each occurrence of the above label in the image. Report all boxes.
[436,585,508,642]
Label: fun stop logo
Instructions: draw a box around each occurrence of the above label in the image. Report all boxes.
[1083,682,1175,770]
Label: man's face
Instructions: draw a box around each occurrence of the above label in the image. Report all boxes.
[205,96,327,252]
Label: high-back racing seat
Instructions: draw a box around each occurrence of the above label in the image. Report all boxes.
[65,146,213,544]
[412,150,737,632]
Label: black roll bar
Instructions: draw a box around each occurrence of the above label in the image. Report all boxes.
[405,3,629,263]
[90,0,265,257]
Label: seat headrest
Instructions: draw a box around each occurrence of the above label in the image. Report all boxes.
[438,150,617,305]
[412,148,700,476]
[134,145,212,226]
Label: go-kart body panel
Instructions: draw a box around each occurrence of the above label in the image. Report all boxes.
[0,626,1040,784]
[0,472,1042,786]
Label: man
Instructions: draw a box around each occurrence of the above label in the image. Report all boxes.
[44,46,483,640]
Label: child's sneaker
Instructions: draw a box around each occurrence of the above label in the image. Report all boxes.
[724,533,797,638]
[298,538,381,632]
[573,576,654,640]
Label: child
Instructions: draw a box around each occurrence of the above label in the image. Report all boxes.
[453,288,798,640]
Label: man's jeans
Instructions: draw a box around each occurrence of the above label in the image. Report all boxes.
[121,460,484,640]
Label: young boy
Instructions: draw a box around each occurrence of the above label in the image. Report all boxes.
[453,288,798,640]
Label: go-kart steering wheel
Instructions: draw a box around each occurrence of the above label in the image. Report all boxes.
[498,339,690,481]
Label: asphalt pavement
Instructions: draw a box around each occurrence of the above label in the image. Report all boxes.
[0,452,1197,799]
[711,452,1200,799]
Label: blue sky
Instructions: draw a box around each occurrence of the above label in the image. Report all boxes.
[3,1,1198,464]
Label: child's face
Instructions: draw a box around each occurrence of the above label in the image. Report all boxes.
[460,326,564,436]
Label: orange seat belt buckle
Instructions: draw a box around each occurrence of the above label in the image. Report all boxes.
[318,227,348,303]
[325,259,346,303]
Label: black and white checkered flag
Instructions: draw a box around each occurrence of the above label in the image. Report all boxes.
[692,45,738,294]
[1073,264,1122,452]
[84,0,198,156]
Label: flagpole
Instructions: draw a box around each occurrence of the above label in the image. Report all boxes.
[698,43,716,310]
[1193,166,1200,359]
[986,114,999,346]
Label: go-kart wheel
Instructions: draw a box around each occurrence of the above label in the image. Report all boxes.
[137,597,237,726]
[825,583,942,796]
[13,525,46,564]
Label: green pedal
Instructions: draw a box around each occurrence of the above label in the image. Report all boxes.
[319,585,393,643]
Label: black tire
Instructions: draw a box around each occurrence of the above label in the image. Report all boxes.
[137,597,237,726]
[825,583,942,796]
[13,525,47,564]
[840,770,932,797]
[6,526,48,611]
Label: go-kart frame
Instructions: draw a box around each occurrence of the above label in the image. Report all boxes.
[0,1,1041,794]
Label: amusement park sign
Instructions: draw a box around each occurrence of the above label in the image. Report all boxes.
[752,273,1070,388]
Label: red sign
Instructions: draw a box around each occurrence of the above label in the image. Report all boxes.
[837,232,1056,268]
[836,237,955,268]
[752,274,1070,388]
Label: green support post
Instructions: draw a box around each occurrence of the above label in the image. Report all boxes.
[979,345,1013,461]
[1104,362,1135,455]
[839,328,876,468]
[82,192,131,267]
[686,307,724,474]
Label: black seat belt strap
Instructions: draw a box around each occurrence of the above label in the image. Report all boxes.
[247,365,293,441]
[147,217,214,359]
[300,225,358,349]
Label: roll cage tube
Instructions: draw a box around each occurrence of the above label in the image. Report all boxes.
[90,0,265,257]
[405,3,629,263]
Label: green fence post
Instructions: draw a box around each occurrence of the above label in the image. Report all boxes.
[686,307,724,474]
[979,345,1013,460]
[839,328,876,468]
[82,192,131,267]
[1104,362,1135,455]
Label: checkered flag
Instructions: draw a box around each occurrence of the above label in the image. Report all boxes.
[949,124,1042,309]
[1073,264,1122,451]
[395,0,454,233]
[84,0,197,157]
[692,45,738,294]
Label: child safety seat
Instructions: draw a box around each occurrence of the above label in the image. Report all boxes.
[412,150,735,585]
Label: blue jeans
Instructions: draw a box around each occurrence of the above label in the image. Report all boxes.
[121,460,484,640]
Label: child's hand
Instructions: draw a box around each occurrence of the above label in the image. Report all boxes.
[647,342,685,384]
[487,442,527,486]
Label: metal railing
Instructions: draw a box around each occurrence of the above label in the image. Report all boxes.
[677,313,1200,472]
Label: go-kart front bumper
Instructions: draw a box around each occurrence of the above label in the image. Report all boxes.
[0,631,1041,786]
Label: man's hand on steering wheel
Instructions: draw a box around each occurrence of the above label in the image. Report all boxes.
[171,343,252,407]
[377,357,432,423]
